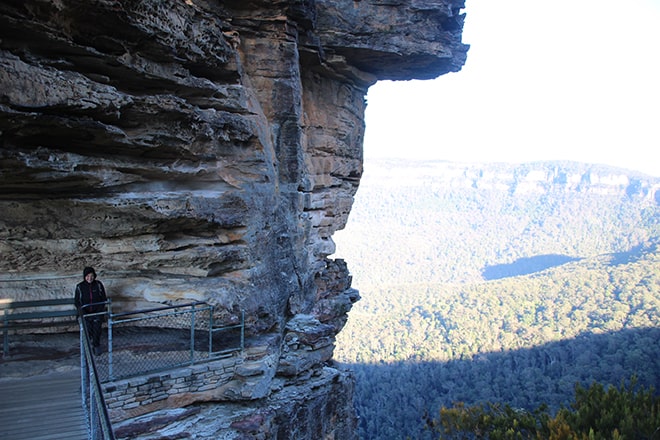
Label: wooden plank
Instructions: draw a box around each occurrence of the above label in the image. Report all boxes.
[0,371,88,440]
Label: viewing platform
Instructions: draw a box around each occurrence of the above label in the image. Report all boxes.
[0,301,245,439]
[0,331,86,439]
[0,370,87,440]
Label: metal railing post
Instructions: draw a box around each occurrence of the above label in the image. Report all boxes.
[107,301,113,381]
[190,303,196,365]
[241,310,245,350]
[80,321,88,410]
[90,374,98,439]
[3,309,8,357]
[92,302,241,380]
[208,309,214,357]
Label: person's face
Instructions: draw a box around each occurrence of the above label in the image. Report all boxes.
[85,273,94,283]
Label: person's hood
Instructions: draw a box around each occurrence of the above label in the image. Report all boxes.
[83,267,96,280]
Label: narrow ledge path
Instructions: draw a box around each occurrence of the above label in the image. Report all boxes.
[0,369,88,440]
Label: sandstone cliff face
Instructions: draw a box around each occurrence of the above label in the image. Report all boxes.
[0,0,467,438]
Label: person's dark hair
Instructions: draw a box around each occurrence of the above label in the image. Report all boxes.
[83,266,96,280]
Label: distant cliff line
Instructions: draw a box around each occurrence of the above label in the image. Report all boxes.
[362,159,660,202]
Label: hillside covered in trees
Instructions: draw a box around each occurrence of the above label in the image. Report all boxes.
[332,160,660,439]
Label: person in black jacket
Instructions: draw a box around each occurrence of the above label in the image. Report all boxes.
[74,266,107,355]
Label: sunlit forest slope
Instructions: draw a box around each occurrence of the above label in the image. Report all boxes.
[332,159,660,440]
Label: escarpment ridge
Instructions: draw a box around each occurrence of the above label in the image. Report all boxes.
[0,0,467,438]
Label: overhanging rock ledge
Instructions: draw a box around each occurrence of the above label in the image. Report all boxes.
[0,0,467,438]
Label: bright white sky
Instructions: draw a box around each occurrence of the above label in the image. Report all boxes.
[364,0,660,177]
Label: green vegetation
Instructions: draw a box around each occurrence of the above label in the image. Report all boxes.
[428,378,660,439]
[332,160,660,440]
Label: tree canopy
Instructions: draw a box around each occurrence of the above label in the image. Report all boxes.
[333,160,660,440]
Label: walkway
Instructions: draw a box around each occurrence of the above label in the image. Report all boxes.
[0,370,88,439]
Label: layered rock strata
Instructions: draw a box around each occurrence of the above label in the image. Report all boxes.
[0,0,467,438]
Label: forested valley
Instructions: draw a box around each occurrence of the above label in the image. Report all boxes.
[332,159,660,439]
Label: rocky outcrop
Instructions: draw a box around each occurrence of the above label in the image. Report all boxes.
[0,0,467,438]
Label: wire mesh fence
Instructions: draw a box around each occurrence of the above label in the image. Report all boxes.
[85,302,244,382]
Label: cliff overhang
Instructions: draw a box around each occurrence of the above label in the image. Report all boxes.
[0,0,467,437]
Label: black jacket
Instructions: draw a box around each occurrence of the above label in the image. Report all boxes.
[74,280,107,314]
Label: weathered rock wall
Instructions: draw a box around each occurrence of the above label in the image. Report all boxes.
[0,0,467,437]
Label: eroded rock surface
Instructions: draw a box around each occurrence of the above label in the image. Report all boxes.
[0,0,467,438]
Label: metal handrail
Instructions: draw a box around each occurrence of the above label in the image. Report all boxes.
[2,298,78,356]
[98,301,244,381]
[80,300,112,316]
[80,315,115,440]
[110,302,213,378]
[110,301,208,319]
[78,300,245,383]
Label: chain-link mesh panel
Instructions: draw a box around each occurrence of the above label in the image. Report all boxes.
[93,303,214,382]
[211,323,243,355]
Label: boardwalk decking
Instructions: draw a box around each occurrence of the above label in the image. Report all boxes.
[0,370,88,440]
